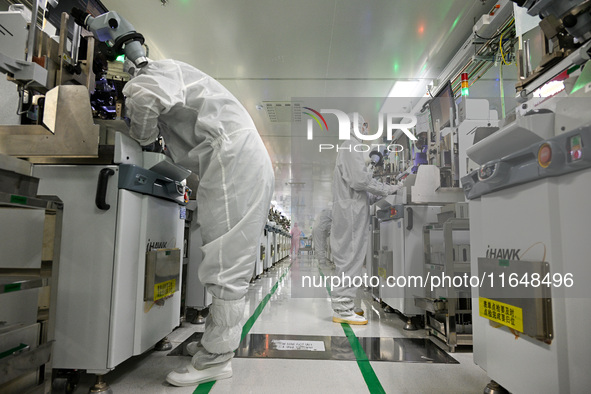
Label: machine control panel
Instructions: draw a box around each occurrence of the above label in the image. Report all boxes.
[478,162,498,180]
[376,204,404,221]
[118,164,189,205]
[462,125,591,199]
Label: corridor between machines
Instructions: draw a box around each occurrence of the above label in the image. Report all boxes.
[3,2,591,393]
[70,256,488,393]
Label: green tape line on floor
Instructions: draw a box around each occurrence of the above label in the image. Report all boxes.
[193,263,292,394]
[319,267,386,394]
[193,381,215,394]
[241,264,291,341]
[341,323,386,394]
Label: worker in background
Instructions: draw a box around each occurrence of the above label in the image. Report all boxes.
[123,59,274,386]
[330,113,401,325]
[299,229,306,249]
[312,208,332,267]
[290,222,301,257]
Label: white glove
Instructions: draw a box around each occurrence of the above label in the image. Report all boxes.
[387,183,402,194]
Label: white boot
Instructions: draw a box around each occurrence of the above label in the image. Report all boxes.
[186,341,200,356]
[166,360,232,387]
[332,311,367,325]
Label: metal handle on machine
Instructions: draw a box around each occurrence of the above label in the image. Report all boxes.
[406,207,413,231]
[96,168,115,210]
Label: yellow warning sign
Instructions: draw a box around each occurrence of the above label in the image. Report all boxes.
[479,297,524,332]
[154,279,176,301]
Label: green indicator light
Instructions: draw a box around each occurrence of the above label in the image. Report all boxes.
[461,87,469,96]
[10,195,27,205]
[572,135,581,146]
[115,54,125,62]
[4,283,21,292]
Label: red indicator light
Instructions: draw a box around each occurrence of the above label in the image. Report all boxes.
[572,150,582,160]
[538,144,552,168]
[461,73,469,96]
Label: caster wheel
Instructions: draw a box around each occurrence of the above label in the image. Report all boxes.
[52,370,80,394]
[155,337,172,351]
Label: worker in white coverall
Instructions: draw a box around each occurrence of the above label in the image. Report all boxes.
[330,114,401,325]
[312,208,332,266]
[122,59,274,386]
[290,222,301,256]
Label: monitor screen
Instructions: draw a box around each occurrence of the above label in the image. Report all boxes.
[428,82,455,131]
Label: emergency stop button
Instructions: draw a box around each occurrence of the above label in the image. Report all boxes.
[538,143,552,168]
[572,149,582,160]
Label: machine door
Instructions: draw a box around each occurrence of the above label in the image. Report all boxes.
[471,179,561,393]
[402,206,440,315]
[272,232,277,264]
[265,230,272,269]
[108,190,184,367]
[380,219,405,311]
[134,193,184,355]
[34,165,119,371]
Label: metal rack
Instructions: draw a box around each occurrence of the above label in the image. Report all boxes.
[0,158,63,394]
[420,213,472,352]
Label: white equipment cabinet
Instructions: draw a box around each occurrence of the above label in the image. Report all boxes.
[33,143,189,375]
[379,205,440,317]
[463,95,591,393]
[264,222,273,270]
[372,166,464,327]
[254,229,265,278]
[271,225,279,265]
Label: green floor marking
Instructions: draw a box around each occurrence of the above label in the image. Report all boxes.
[193,262,292,393]
[319,267,386,394]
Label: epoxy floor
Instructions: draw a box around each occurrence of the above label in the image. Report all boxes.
[72,256,490,393]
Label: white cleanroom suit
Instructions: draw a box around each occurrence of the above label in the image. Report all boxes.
[312,209,332,265]
[330,114,401,325]
[122,59,274,385]
[290,223,301,256]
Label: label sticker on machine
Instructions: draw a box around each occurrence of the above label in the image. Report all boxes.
[271,339,326,352]
[479,297,524,332]
[154,279,177,301]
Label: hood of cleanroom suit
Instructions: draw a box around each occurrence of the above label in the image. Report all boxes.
[122,59,258,172]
